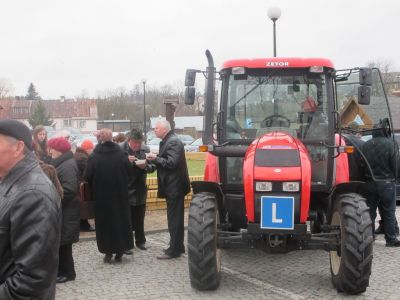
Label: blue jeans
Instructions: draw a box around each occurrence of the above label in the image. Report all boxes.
[366,181,397,242]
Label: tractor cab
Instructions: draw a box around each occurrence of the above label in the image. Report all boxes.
[219,59,333,190]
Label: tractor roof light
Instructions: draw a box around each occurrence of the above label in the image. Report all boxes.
[232,67,246,75]
[309,66,324,73]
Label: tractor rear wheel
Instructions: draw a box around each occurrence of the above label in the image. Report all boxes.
[329,193,373,294]
[188,192,221,290]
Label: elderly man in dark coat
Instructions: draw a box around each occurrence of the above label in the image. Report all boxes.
[0,120,61,299]
[146,120,191,259]
[120,129,155,252]
[85,128,134,263]
[48,137,80,283]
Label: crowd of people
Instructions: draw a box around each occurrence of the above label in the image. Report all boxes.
[0,119,190,299]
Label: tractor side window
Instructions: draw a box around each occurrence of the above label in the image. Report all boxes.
[336,68,396,181]
[337,69,390,130]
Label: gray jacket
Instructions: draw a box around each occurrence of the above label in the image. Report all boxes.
[0,152,61,300]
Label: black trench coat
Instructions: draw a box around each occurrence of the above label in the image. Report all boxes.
[85,141,133,254]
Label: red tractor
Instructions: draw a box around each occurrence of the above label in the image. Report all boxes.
[184,50,397,294]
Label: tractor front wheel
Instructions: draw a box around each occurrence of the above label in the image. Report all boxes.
[329,193,373,294]
[188,192,221,290]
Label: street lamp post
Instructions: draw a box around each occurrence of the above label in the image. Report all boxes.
[267,6,281,57]
[111,113,115,131]
[142,80,147,140]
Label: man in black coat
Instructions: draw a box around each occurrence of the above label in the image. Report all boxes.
[120,129,155,251]
[146,120,190,259]
[0,120,61,299]
[85,129,134,262]
[362,128,400,247]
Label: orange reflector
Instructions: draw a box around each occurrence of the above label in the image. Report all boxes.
[338,146,354,154]
[344,146,354,154]
[199,145,209,152]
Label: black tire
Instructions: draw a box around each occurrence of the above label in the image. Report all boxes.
[188,192,221,290]
[329,193,373,294]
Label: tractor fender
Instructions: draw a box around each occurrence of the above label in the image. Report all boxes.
[191,181,224,221]
[327,181,367,221]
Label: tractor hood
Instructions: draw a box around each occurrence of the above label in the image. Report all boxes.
[243,131,312,223]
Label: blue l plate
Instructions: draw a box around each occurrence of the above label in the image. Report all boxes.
[261,196,294,230]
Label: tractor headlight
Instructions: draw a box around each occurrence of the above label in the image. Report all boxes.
[255,181,272,192]
[282,182,300,192]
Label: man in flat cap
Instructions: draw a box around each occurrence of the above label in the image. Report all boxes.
[120,128,155,252]
[0,119,61,299]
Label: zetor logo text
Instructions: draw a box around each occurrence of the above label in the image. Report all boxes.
[266,61,289,67]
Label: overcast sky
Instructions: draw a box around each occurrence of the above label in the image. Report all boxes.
[0,0,398,99]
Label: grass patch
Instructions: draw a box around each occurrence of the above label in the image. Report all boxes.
[148,158,205,178]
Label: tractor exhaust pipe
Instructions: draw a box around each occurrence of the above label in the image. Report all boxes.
[202,49,216,145]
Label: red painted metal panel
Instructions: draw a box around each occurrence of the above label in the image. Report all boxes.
[222,57,334,70]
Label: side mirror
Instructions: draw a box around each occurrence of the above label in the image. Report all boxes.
[185,69,198,86]
[185,87,196,105]
[359,68,372,86]
[358,86,371,105]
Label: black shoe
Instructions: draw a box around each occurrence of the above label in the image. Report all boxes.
[124,250,133,255]
[115,253,123,262]
[386,239,400,247]
[80,226,95,232]
[375,225,385,235]
[163,247,185,254]
[157,253,180,259]
[103,254,112,263]
[56,276,72,284]
[136,244,147,250]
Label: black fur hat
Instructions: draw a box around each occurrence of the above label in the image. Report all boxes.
[128,128,143,141]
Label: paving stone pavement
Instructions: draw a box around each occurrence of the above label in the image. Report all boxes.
[58,209,400,299]
[79,209,189,241]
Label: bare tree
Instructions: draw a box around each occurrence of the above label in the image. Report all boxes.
[0,78,14,99]
[366,59,396,89]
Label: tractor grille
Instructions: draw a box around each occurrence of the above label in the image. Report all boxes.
[255,149,300,167]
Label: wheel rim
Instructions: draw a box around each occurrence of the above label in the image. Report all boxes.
[330,211,341,275]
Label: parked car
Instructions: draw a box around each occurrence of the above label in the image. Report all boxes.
[44,126,57,139]
[74,134,98,148]
[185,138,203,152]
[178,134,195,145]
[147,137,161,154]
[146,130,156,142]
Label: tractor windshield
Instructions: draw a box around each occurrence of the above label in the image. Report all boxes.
[224,69,328,142]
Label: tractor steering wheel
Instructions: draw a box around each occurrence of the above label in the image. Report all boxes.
[261,114,291,128]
